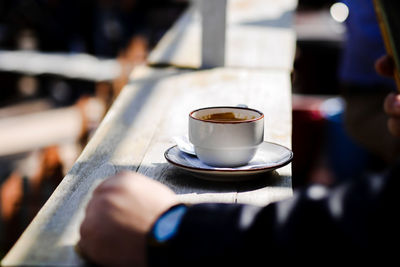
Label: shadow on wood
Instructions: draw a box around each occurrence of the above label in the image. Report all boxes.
[142,162,290,195]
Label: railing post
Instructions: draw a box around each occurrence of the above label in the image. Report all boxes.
[200,0,227,68]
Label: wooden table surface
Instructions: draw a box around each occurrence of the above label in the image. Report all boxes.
[2,0,297,265]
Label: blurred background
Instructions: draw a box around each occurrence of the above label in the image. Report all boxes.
[0,0,188,257]
[293,0,397,189]
[0,0,394,259]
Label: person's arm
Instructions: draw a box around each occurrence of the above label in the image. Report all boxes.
[147,167,397,266]
[78,168,397,266]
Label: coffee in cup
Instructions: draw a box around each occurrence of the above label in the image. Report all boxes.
[189,106,264,167]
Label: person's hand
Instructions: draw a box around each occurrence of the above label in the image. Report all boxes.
[375,55,400,137]
[78,171,179,267]
[384,93,400,138]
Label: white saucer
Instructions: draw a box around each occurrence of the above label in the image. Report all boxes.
[164,141,293,181]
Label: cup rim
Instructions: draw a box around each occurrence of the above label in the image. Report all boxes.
[189,106,264,124]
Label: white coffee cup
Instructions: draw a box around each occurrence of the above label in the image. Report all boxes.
[189,106,264,167]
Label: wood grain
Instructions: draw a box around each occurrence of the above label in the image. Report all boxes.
[2,66,292,266]
[2,0,297,265]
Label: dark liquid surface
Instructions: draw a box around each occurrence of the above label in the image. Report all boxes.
[200,112,249,121]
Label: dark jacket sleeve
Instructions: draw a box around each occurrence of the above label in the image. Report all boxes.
[148,165,400,266]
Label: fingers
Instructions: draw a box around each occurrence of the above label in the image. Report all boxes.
[384,93,400,138]
[78,174,124,264]
[78,193,117,266]
[384,93,400,115]
[76,239,91,263]
[375,54,395,77]
[78,221,96,264]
